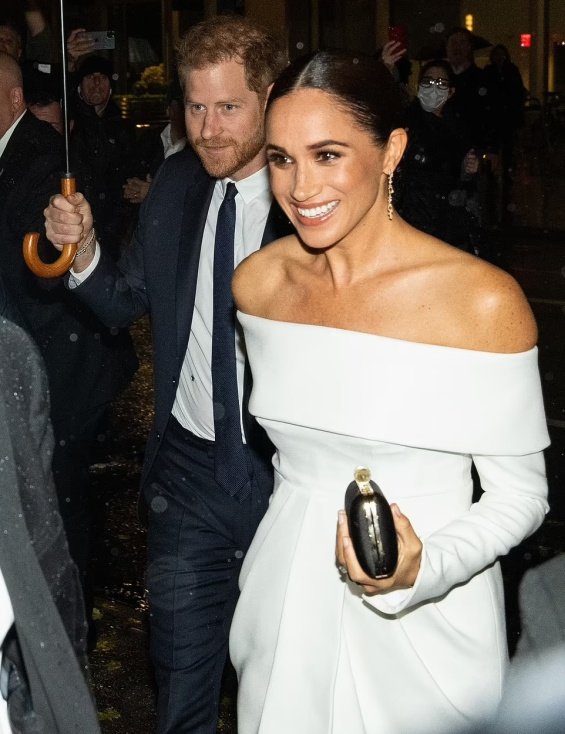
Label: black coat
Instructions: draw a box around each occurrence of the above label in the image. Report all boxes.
[446,63,498,151]
[0,317,100,733]
[70,148,293,496]
[0,111,137,424]
[131,124,167,181]
[397,100,479,251]
[70,97,138,254]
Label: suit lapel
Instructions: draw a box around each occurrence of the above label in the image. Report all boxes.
[175,175,215,368]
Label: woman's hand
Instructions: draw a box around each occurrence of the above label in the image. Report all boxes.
[381,41,406,72]
[335,504,422,594]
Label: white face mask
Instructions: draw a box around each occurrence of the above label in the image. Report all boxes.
[417,85,449,113]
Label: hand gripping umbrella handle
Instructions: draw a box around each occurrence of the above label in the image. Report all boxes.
[23,174,78,278]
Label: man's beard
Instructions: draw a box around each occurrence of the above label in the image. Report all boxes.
[192,124,265,179]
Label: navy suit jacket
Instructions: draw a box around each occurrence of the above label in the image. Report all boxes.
[72,147,293,496]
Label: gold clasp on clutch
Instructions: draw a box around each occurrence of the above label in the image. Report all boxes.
[354,466,374,496]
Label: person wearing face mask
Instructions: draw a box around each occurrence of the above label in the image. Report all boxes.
[396,59,482,253]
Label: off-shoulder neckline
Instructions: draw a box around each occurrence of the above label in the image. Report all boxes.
[237,311,537,359]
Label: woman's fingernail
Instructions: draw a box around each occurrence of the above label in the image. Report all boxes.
[338,510,345,525]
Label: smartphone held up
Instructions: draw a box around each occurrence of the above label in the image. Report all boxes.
[85,30,116,51]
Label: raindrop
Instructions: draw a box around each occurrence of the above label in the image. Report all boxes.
[69,333,78,342]
[235,550,244,559]
[544,372,554,382]
[151,496,168,514]
[296,41,304,50]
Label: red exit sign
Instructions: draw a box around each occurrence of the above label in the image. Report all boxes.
[520,33,532,48]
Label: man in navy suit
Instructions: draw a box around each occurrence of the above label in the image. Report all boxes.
[45,15,289,734]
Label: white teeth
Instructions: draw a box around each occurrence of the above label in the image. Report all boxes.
[297,201,338,218]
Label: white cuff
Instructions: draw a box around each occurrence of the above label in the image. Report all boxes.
[68,241,101,288]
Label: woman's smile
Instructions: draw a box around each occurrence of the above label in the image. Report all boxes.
[295,200,340,224]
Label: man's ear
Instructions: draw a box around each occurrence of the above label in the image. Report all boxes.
[11,85,24,112]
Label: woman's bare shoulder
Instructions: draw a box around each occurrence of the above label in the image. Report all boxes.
[232,235,297,314]
[445,253,537,353]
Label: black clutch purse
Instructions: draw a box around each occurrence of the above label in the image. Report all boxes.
[344,467,398,579]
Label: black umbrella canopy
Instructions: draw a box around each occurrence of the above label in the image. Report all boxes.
[414,32,493,61]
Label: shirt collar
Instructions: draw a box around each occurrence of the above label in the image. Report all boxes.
[220,165,270,204]
[0,110,26,160]
[160,123,187,158]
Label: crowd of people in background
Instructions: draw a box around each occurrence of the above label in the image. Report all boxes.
[0,5,562,734]
[380,26,528,255]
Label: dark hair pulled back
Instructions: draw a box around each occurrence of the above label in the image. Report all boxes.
[267,50,407,148]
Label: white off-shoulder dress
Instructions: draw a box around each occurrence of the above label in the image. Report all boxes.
[230,313,550,734]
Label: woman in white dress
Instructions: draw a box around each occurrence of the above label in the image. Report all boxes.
[229,51,549,734]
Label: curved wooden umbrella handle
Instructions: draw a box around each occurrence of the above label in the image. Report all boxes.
[23,174,78,278]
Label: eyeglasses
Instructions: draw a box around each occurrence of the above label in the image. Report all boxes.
[419,77,451,90]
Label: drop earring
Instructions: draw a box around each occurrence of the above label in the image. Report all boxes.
[387,171,394,221]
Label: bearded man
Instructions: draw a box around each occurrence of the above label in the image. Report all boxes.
[44,15,289,734]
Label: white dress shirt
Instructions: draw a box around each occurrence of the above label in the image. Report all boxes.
[160,123,187,160]
[0,111,26,160]
[172,166,271,440]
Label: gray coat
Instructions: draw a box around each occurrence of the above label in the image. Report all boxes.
[0,317,100,733]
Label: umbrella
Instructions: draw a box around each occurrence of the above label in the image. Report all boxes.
[413,32,493,61]
[23,0,78,277]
